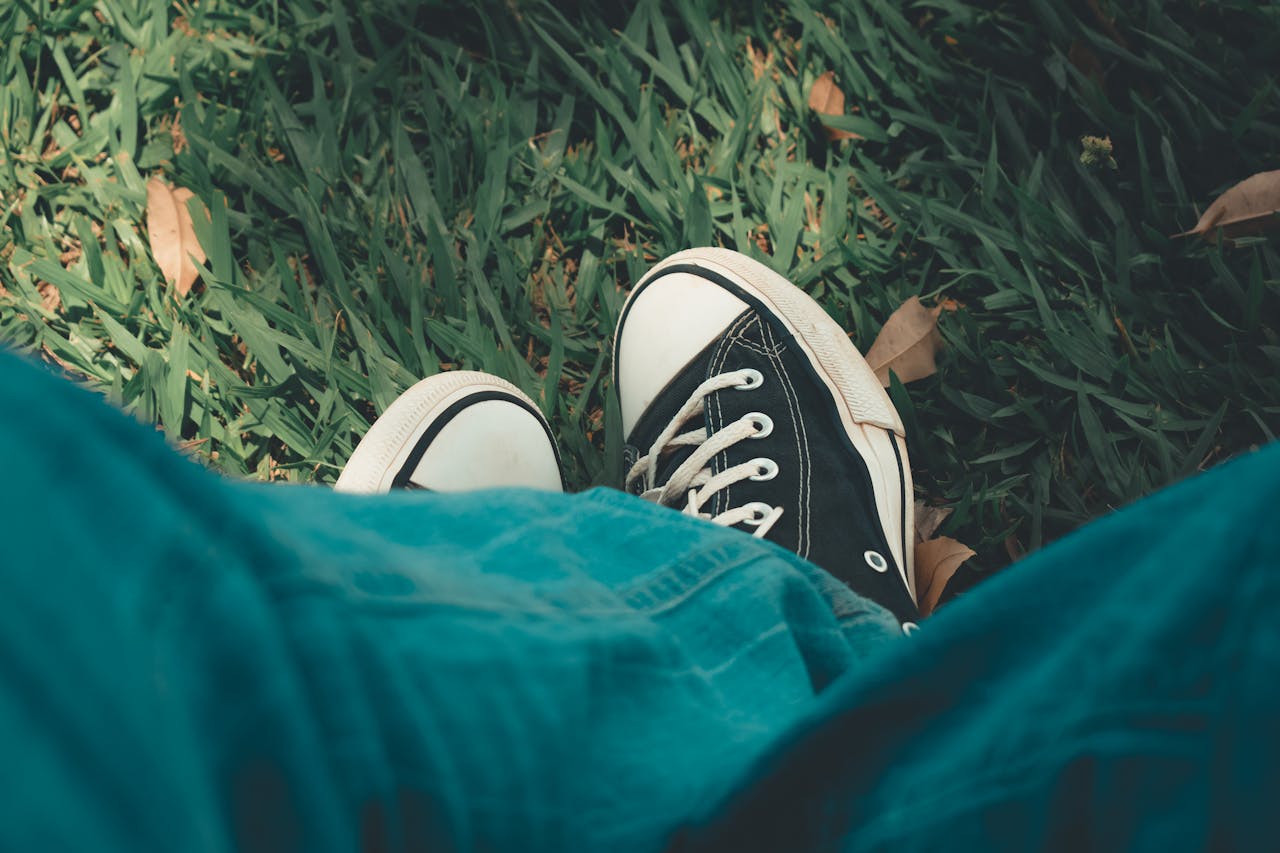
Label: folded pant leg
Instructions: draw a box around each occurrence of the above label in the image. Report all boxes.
[0,350,903,853]
[677,441,1280,852]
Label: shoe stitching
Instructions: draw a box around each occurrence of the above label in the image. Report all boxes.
[759,319,811,558]
[749,321,811,562]
[753,321,798,551]
[706,312,755,518]
[714,314,759,515]
[709,312,804,542]
[724,336,775,357]
[716,315,764,516]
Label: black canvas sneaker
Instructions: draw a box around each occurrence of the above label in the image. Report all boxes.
[612,248,919,627]
[335,371,565,494]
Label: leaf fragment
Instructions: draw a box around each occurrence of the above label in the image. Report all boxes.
[1173,169,1280,243]
[864,296,944,386]
[915,536,976,617]
[913,500,952,545]
[808,71,860,141]
[1068,41,1106,90]
[146,178,207,296]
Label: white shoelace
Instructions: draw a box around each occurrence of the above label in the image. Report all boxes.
[625,369,783,538]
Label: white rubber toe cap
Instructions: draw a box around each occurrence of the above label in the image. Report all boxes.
[616,271,749,437]
[335,372,564,494]
[407,400,563,492]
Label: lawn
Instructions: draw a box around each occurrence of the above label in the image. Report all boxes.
[2,0,1277,587]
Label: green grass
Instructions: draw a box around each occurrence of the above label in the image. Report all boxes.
[2,0,1278,582]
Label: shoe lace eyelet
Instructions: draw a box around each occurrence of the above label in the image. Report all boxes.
[741,501,774,525]
[864,550,889,572]
[748,457,778,481]
[744,412,773,438]
[733,368,764,391]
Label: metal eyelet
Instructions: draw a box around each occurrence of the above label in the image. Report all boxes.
[744,412,773,438]
[733,368,764,390]
[902,621,919,636]
[864,550,889,573]
[748,457,778,481]
[741,501,775,525]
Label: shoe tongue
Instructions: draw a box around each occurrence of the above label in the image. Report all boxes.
[622,334,723,496]
[643,414,705,497]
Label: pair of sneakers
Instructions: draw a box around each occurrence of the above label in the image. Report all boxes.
[336,248,920,627]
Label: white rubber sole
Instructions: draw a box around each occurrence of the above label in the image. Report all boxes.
[335,371,552,495]
[625,248,916,601]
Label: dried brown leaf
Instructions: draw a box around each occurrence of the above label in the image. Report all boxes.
[808,71,860,141]
[913,500,952,545]
[809,70,843,114]
[146,178,207,296]
[1085,0,1129,49]
[1068,40,1105,90]
[38,282,61,313]
[1173,170,1280,243]
[864,296,944,386]
[1004,534,1027,563]
[915,536,975,617]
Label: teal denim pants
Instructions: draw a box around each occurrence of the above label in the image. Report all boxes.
[2,350,1277,852]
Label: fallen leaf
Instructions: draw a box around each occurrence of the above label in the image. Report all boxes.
[1068,40,1106,90]
[864,296,944,385]
[1173,170,1280,243]
[1004,534,1027,562]
[915,536,975,616]
[808,71,860,141]
[1084,0,1129,49]
[41,344,80,375]
[913,500,952,545]
[808,70,843,114]
[146,178,207,296]
[37,282,61,313]
[745,37,772,82]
